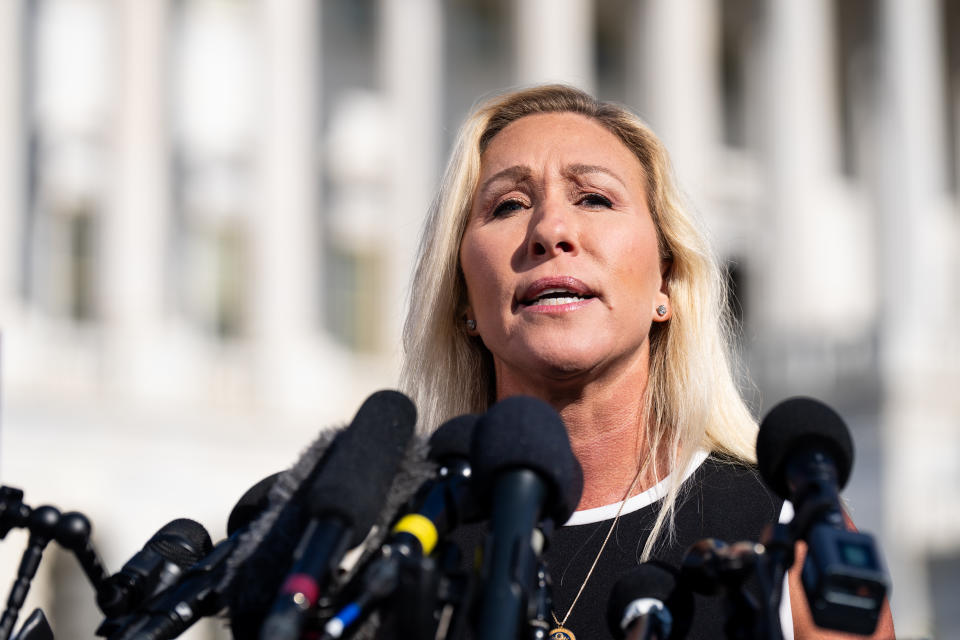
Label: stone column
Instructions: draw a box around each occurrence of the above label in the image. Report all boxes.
[758,0,866,337]
[628,0,722,200]
[876,0,957,633]
[0,0,25,315]
[252,0,323,411]
[379,0,443,359]
[512,0,594,92]
[102,0,170,396]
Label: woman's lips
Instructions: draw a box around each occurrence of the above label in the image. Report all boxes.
[517,276,598,311]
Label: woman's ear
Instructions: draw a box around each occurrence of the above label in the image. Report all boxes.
[654,259,672,322]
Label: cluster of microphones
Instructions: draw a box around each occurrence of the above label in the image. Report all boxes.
[0,391,889,640]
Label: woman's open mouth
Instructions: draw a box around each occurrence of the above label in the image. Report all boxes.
[521,287,596,307]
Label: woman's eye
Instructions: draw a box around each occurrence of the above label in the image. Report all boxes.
[492,199,525,217]
[579,193,613,208]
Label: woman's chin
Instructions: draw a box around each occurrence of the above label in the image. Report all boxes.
[508,345,611,382]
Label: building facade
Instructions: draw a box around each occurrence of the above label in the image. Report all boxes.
[0,0,958,637]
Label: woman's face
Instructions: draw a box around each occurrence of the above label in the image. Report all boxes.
[459,112,671,394]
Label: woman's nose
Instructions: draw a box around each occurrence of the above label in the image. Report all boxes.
[527,199,578,257]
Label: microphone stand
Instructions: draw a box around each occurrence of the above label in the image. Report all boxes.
[0,506,59,640]
[0,487,110,640]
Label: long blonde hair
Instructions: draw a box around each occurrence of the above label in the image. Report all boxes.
[401,85,757,559]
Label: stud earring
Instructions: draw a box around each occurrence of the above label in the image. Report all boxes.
[465,318,477,331]
[656,305,667,317]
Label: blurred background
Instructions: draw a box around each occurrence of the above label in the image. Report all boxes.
[0,0,957,637]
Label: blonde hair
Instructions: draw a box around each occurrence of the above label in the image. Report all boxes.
[401,85,757,559]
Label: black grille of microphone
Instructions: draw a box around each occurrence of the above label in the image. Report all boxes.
[97,519,212,619]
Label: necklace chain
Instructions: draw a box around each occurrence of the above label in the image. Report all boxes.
[550,455,651,633]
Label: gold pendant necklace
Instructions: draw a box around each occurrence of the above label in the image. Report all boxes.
[548,455,650,640]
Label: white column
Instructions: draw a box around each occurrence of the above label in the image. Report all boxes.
[102,1,170,397]
[627,0,722,204]
[513,0,594,93]
[0,0,24,315]
[758,0,874,336]
[252,0,323,410]
[379,0,443,361]
[876,0,957,634]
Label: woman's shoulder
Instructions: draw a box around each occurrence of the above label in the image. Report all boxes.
[671,451,784,550]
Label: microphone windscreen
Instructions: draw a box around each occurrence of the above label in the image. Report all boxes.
[756,396,854,498]
[227,473,280,537]
[427,413,479,461]
[470,395,583,525]
[606,561,692,639]
[222,391,421,639]
[305,389,417,545]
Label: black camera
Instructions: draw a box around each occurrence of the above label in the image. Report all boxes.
[801,524,889,635]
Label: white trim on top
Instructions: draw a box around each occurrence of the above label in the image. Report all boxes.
[562,449,711,526]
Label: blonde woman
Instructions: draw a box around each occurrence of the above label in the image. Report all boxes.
[401,85,893,640]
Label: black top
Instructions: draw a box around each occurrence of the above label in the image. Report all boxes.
[449,452,784,640]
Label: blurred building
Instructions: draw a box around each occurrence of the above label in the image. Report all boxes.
[0,0,957,638]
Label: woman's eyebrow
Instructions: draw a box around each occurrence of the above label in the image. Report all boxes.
[476,165,532,195]
[563,163,627,188]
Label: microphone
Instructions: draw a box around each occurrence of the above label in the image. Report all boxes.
[470,396,583,640]
[756,397,888,635]
[259,389,417,640]
[680,538,761,596]
[227,473,280,537]
[109,531,239,640]
[322,413,479,639]
[680,539,761,639]
[607,562,692,640]
[97,519,213,618]
[108,470,306,639]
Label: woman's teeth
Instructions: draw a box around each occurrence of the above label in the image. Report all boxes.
[537,295,585,306]
[526,288,591,306]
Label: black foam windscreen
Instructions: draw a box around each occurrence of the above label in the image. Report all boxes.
[427,413,479,461]
[470,395,583,525]
[227,473,280,537]
[304,389,417,545]
[756,396,854,499]
[222,390,422,639]
[606,561,693,639]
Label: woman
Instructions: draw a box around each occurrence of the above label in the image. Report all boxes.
[401,85,893,639]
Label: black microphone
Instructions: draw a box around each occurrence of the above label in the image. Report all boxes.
[680,538,761,596]
[321,413,479,639]
[227,473,280,537]
[109,531,239,640]
[108,471,299,639]
[756,397,888,635]
[680,538,761,639]
[470,396,583,640]
[97,519,213,618]
[259,389,417,640]
[607,562,692,640]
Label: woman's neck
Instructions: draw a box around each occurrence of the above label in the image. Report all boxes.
[495,355,662,510]
[559,396,661,510]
